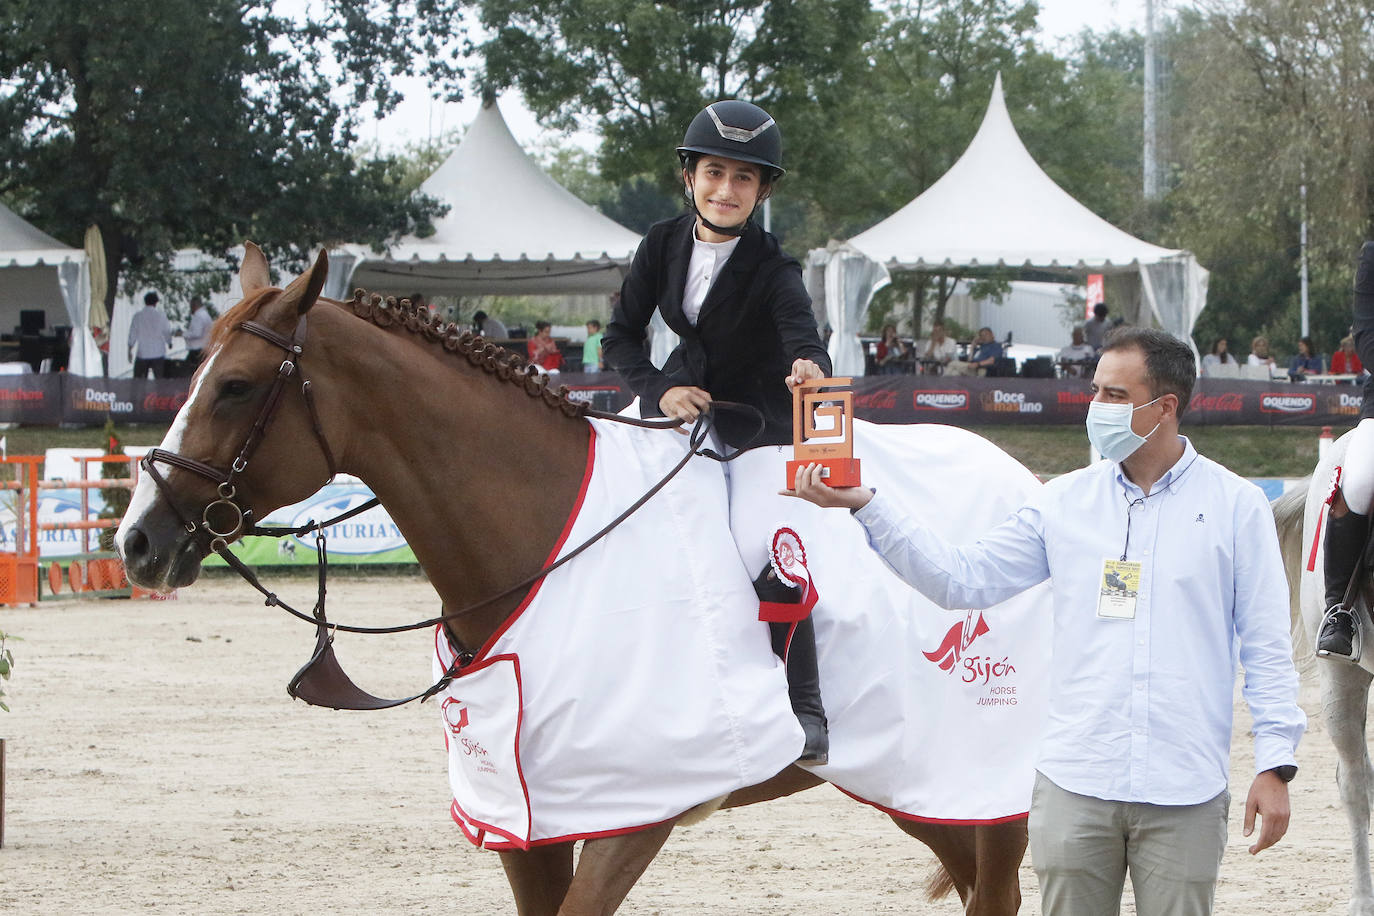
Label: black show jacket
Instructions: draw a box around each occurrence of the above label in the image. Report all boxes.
[603,214,831,448]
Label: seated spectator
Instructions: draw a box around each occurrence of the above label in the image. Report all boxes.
[875,324,909,375]
[917,321,957,372]
[1056,326,1096,376]
[1201,337,1236,375]
[1331,335,1364,376]
[527,320,564,374]
[1248,335,1276,370]
[946,327,1004,377]
[472,310,510,340]
[1288,335,1324,381]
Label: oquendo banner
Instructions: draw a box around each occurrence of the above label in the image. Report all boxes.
[0,373,1361,428]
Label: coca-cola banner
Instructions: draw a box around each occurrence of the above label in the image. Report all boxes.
[6,372,1361,428]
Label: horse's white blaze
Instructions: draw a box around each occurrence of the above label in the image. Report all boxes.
[115,352,219,554]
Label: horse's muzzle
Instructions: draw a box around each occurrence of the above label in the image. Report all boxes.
[117,518,207,591]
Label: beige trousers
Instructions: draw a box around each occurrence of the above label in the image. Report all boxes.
[1029,772,1228,916]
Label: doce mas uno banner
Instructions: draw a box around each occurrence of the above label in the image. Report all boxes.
[202,479,416,567]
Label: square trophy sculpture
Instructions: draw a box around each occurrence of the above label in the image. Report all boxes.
[785,377,862,489]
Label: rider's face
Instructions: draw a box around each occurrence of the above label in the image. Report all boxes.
[686,156,765,232]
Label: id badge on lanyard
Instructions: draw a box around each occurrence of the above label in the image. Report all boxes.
[1097,557,1141,620]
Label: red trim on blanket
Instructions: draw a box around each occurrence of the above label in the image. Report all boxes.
[834,785,1029,826]
[470,428,597,663]
[450,807,684,852]
[432,649,534,849]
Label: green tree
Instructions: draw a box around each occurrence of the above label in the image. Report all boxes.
[476,0,879,211]
[0,0,467,303]
[1167,0,1374,357]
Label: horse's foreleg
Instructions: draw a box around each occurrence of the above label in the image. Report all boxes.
[1323,663,1374,915]
[500,842,575,916]
[555,820,676,916]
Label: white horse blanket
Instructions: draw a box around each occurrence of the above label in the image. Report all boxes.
[434,418,1050,850]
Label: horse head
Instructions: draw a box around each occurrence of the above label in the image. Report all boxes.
[116,243,339,590]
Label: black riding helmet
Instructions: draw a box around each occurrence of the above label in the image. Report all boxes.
[677,100,784,179]
[677,100,783,237]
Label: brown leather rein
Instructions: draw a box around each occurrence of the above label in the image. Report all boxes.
[138,313,758,711]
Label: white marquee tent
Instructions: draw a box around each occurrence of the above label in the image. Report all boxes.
[325,98,642,301]
[0,202,101,376]
[808,74,1209,376]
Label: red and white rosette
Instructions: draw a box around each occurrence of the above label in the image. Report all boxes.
[759,527,820,623]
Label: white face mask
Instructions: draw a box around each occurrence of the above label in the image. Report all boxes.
[1086,397,1161,462]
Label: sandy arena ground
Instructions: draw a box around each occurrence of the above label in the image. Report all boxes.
[0,573,1361,914]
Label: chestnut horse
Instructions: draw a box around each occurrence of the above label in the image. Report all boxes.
[115,244,1027,915]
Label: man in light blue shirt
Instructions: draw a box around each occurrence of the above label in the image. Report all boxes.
[786,327,1304,915]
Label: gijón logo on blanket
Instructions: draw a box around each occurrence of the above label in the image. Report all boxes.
[922,611,1018,705]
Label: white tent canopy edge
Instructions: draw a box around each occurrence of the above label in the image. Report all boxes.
[0,201,100,376]
[806,73,1208,376]
[325,97,641,301]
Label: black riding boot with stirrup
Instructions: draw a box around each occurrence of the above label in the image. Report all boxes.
[1318,505,1370,662]
[753,565,829,765]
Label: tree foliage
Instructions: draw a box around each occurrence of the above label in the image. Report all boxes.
[1169,0,1374,356]
[0,0,468,299]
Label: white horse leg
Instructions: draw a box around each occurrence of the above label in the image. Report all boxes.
[1322,661,1374,915]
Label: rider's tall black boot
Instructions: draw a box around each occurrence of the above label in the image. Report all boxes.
[1318,504,1370,661]
[754,564,829,765]
[769,617,829,765]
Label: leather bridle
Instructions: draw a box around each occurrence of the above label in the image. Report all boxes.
[140,315,339,555]
[132,310,765,712]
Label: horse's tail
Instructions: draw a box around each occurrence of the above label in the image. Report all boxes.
[924,864,956,902]
[1271,479,1317,675]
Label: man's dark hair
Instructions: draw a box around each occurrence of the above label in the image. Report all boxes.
[1102,327,1196,416]
[473,310,488,322]
[586,319,602,331]
[1093,302,1108,319]
[144,292,159,306]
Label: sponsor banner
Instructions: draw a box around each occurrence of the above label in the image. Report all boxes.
[0,373,62,424]
[45,371,1366,428]
[853,377,1086,425]
[203,480,417,567]
[851,376,1366,427]
[62,375,188,424]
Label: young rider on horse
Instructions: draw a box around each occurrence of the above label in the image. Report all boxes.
[1320,242,1374,662]
[602,100,833,762]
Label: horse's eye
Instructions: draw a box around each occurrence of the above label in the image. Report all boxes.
[218,379,253,400]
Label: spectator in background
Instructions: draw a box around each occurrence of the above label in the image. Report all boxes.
[1248,336,1277,370]
[583,319,604,373]
[875,324,908,375]
[472,310,509,340]
[919,321,957,371]
[1083,302,1110,352]
[183,296,213,371]
[1201,337,1235,375]
[1331,335,1364,376]
[1288,336,1324,381]
[528,320,564,375]
[129,291,173,379]
[946,326,1004,377]
[1057,326,1096,377]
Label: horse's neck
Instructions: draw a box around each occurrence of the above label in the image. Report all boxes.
[317,310,591,647]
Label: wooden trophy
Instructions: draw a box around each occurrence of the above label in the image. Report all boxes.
[785,377,862,489]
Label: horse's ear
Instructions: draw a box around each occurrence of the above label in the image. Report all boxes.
[276,249,329,318]
[240,241,271,294]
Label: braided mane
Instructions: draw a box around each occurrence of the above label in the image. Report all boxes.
[337,289,589,419]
